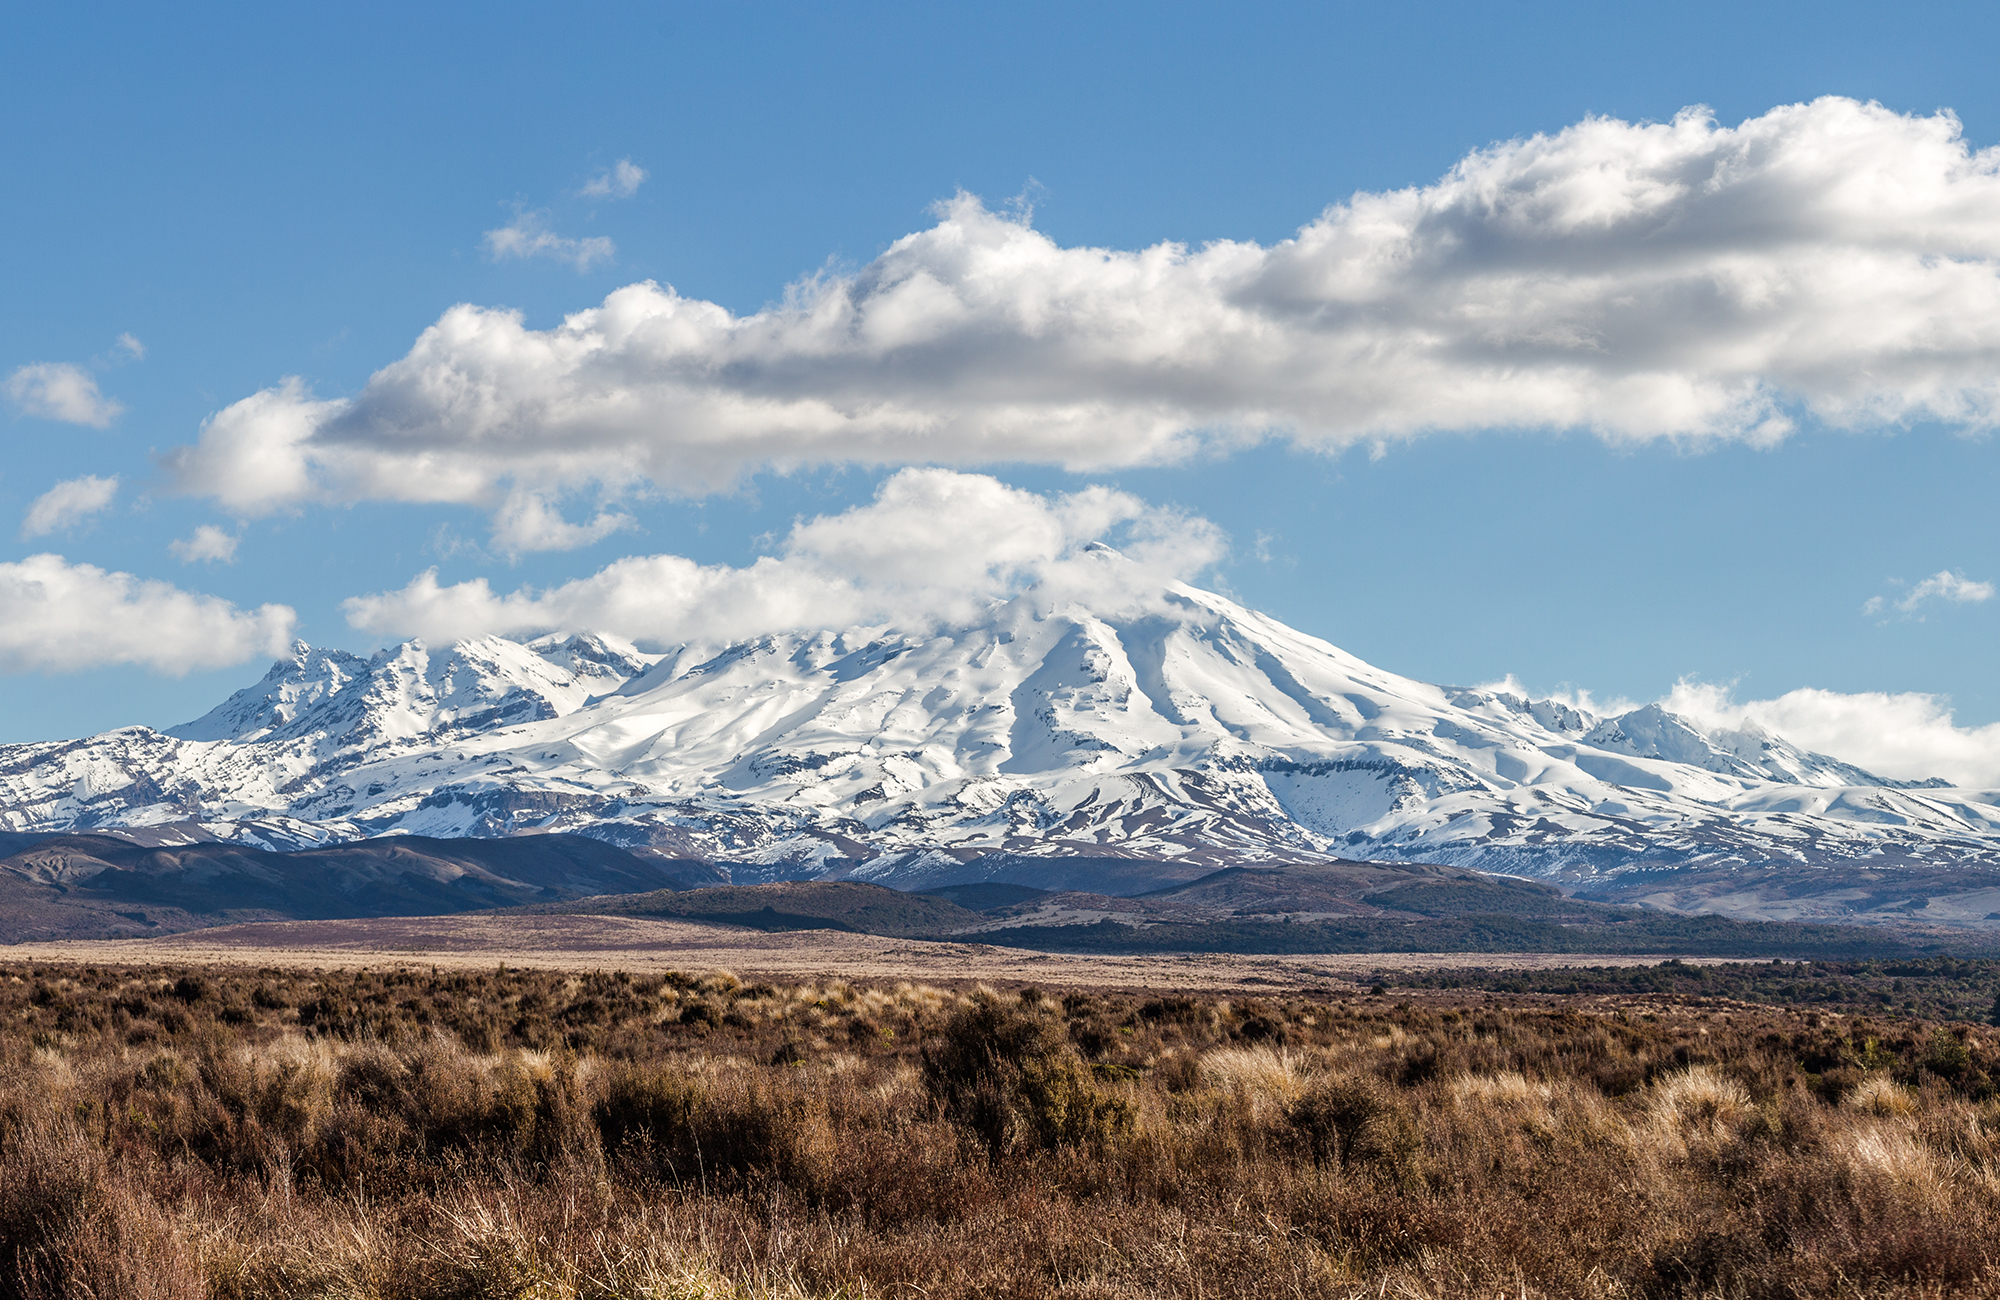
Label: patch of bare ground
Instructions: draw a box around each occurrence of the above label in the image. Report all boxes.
[2,911,1740,990]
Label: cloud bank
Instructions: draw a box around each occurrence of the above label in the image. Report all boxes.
[5,363,122,427]
[21,475,119,538]
[0,555,296,675]
[167,97,2000,543]
[343,468,1225,645]
[1665,680,2000,789]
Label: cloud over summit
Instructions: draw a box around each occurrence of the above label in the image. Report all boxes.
[169,97,2000,541]
[342,468,1226,646]
[1665,680,2000,789]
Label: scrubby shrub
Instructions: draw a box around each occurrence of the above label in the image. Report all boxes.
[923,992,1131,1162]
[1287,1073,1421,1182]
[170,975,210,1004]
[596,1064,707,1178]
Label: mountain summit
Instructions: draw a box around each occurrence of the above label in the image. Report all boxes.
[3,579,1996,921]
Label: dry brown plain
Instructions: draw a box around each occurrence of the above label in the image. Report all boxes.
[0,911,1734,989]
[6,940,1998,1297]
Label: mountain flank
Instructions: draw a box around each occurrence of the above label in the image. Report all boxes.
[530,862,1987,960]
[0,832,697,942]
[518,880,986,938]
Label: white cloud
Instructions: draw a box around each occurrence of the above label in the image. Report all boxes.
[115,333,145,360]
[482,211,615,271]
[1863,569,1994,617]
[489,490,635,556]
[167,98,2000,527]
[1663,680,2000,788]
[580,159,646,199]
[0,554,295,675]
[162,377,344,515]
[4,363,122,427]
[342,468,1226,645]
[21,475,119,538]
[1474,672,1642,719]
[169,524,240,564]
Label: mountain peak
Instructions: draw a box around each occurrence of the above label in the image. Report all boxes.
[8,583,1988,893]
[168,642,372,742]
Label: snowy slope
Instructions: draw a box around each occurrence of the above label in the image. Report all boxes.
[3,560,1997,903]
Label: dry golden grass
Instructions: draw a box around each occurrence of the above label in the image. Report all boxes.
[3,961,2000,1297]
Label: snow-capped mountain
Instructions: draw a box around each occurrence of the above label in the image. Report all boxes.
[4,560,1998,918]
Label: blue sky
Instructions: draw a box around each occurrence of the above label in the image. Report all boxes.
[3,0,1997,782]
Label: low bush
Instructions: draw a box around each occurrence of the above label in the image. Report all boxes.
[922,991,1132,1162]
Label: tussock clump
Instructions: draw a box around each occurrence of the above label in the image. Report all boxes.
[1849,1072,1920,1117]
[1199,1045,1308,1121]
[1647,1065,1751,1148]
[0,1117,202,1300]
[1448,1070,1554,1112]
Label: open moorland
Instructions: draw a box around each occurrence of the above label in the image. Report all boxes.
[6,957,2000,1298]
[0,911,1772,992]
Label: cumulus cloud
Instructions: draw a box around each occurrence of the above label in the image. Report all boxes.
[1863,569,1994,617]
[4,363,122,427]
[115,333,145,360]
[1664,680,2000,788]
[342,468,1226,645]
[169,524,240,564]
[488,490,635,557]
[166,98,2000,528]
[163,378,346,514]
[0,555,295,675]
[482,210,615,271]
[580,159,646,199]
[21,475,119,538]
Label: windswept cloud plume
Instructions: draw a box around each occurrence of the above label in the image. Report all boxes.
[343,468,1226,645]
[170,97,2000,531]
[0,555,295,675]
[482,211,615,271]
[169,524,240,564]
[1476,673,1642,720]
[581,159,646,199]
[4,363,122,427]
[1664,680,2000,788]
[1864,570,1994,617]
[21,475,119,538]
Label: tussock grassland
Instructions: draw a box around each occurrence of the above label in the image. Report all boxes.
[5,963,2000,1297]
